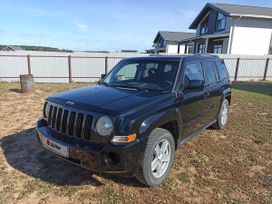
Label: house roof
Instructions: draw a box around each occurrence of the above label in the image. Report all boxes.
[153,31,195,43]
[2,45,24,51]
[180,32,230,43]
[190,3,272,29]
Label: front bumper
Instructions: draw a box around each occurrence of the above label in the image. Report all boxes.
[36,118,146,175]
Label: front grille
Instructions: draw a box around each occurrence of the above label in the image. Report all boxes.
[47,104,93,141]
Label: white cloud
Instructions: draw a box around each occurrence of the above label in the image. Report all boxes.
[74,22,89,33]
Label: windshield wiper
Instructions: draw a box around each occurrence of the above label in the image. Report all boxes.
[113,83,148,92]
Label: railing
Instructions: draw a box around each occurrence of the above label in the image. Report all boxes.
[0,52,271,82]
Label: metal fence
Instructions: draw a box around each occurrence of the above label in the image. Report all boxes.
[0,51,271,83]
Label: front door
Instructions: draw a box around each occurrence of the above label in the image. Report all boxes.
[180,62,206,138]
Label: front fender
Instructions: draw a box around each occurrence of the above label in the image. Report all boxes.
[138,107,181,140]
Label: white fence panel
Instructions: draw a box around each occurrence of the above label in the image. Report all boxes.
[31,56,69,83]
[221,58,237,80]
[71,57,105,83]
[267,60,272,80]
[0,56,28,82]
[238,59,266,81]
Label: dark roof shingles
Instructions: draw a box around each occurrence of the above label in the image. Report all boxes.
[154,31,195,43]
[212,3,272,17]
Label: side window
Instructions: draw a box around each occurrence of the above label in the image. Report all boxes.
[202,61,217,84]
[216,60,229,80]
[184,62,204,85]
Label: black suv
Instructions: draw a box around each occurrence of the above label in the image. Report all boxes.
[36,55,231,186]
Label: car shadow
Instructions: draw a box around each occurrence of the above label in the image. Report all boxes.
[0,128,144,187]
[232,81,272,97]
[9,88,22,93]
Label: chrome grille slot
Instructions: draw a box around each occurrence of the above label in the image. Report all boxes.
[56,108,63,131]
[75,113,84,138]
[61,110,69,133]
[84,115,93,140]
[51,106,58,128]
[68,111,76,136]
[48,105,53,125]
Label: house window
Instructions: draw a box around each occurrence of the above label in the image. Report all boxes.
[158,38,165,48]
[198,43,206,54]
[200,20,208,35]
[213,40,224,53]
[216,13,226,31]
[186,43,194,54]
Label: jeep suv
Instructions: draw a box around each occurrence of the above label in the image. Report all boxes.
[36,55,231,186]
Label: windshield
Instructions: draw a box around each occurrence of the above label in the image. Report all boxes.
[101,59,179,92]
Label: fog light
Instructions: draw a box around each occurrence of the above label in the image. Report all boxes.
[111,134,137,144]
[105,152,120,165]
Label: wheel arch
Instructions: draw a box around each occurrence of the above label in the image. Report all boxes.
[139,110,180,150]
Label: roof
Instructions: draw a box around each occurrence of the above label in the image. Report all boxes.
[153,31,195,43]
[124,54,220,62]
[180,32,230,43]
[190,3,272,29]
[2,45,24,51]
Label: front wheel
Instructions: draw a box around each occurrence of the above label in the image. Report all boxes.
[212,98,230,129]
[136,128,175,186]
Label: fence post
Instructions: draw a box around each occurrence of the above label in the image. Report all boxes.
[234,57,240,81]
[263,58,270,81]
[27,54,31,75]
[68,55,72,83]
[105,56,108,74]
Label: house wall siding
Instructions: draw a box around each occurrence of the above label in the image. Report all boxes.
[178,44,186,54]
[230,18,272,55]
[166,44,179,54]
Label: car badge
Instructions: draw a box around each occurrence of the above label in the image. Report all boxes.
[66,101,75,105]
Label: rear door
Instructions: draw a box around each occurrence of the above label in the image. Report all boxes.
[201,60,222,123]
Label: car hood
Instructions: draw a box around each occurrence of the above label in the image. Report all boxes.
[47,85,171,116]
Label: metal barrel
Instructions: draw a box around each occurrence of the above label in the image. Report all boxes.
[20,74,35,93]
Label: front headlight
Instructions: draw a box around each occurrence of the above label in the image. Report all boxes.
[43,102,50,118]
[96,116,113,136]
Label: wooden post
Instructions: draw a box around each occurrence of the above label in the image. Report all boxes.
[27,54,31,75]
[234,57,240,81]
[68,55,72,83]
[105,56,108,74]
[263,58,270,81]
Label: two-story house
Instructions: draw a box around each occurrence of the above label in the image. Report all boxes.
[181,3,272,55]
[146,31,195,54]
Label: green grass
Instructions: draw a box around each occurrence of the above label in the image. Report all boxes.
[178,172,191,183]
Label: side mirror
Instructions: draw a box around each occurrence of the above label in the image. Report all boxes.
[185,80,204,92]
[100,74,106,80]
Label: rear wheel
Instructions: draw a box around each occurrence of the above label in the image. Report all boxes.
[136,128,175,186]
[212,98,229,129]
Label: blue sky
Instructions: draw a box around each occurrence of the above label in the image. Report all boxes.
[0,0,271,51]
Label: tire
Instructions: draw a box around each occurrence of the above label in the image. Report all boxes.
[136,128,175,187]
[212,98,230,129]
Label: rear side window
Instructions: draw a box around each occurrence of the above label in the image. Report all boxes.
[184,62,204,85]
[216,60,229,80]
[202,61,217,84]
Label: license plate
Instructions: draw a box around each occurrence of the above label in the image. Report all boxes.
[40,136,69,158]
